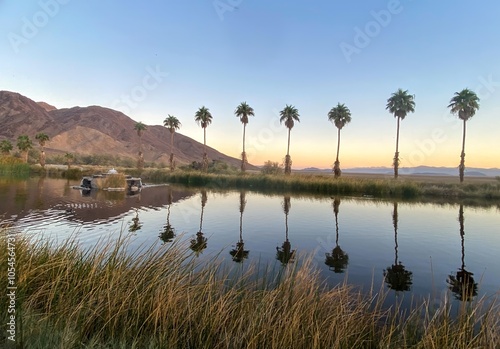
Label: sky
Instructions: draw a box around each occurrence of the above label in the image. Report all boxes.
[1,0,499,169]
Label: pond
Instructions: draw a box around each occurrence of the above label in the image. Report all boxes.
[1,177,499,309]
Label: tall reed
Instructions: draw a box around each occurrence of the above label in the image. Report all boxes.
[0,231,498,348]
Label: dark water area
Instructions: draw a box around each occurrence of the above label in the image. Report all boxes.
[1,177,499,310]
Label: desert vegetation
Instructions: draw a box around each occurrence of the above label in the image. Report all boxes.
[0,231,497,348]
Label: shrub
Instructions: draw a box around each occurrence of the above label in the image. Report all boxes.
[261,161,283,175]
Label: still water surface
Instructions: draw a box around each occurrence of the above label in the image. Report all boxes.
[1,177,499,308]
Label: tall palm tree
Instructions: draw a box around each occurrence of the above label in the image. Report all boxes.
[386,89,416,179]
[35,133,50,169]
[16,135,33,163]
[325,198,349,273]
[384,202,413,292]
[163,115,182,170]
[0,139,13,155]
[194,106,213,171]
[276,196,295,264]
[279,105,300,175]
[230,191,249,262]
[448,89,480,183]
[328,103,352,178]
[134,122,147,170]
[235,102,255,172]
[64,152,75,169]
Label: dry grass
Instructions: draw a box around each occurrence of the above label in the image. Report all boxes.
[0,231,498,348]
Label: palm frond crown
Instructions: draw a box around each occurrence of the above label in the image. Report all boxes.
[195,106,213,129]
[279,105,300,129]
[328,103,352,130]
[235,102,254,125]
[386,89,415,120]
[448,88,480,121]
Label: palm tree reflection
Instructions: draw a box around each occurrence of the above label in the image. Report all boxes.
[159,189,175,243]
[129,209,142,233]
[230,191,249,262]
[190,190,208,255]
[384,202,413,292]
[447,204,478,301]
[276,196,295,265]
[325,198,349,273]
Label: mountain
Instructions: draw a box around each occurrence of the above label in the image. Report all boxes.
[0,90,250,168]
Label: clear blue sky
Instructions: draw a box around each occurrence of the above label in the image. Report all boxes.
[2,0,499,168]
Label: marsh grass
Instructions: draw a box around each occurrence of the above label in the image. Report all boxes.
[142,170,500,200]
[0,231,498,348]
[0,156,30,177]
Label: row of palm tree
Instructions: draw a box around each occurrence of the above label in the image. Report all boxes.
[135,88,478,182]
[1,133,50,167]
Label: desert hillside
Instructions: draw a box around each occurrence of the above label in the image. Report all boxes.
[0,90,249,168]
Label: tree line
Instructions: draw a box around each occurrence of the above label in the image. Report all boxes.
[135,87,479,182]
[0,88,480,182]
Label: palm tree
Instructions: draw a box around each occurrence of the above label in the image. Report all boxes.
[279,105,300,175]
[328,103,352,178]
[0,140,13,155]
[16,135,33,163]
[235,102,255,172]
[276,196,295,264]
[35,133,50,169]
[384,202,413,292]
[386,89,416,179]
[163,115,182,170]
[64,152,74,169]
[194,106,213,171]
[134,122,147,170]
[447,205,478,301]
[448,89,480,183]
[190,190,208,255]
[230,191,249,262]
[325,198,349,273]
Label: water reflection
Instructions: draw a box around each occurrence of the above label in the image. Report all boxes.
[129,209,142,233]
[384,202,413,292]
[325,198,349,273]
[190,190,208,255]
[230,191,249,263]
[447,204,478,301]
[276,196,296,265]
[159,189,175,244]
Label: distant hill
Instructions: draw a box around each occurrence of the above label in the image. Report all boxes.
[0,90,253,168]
[297,165,500,177]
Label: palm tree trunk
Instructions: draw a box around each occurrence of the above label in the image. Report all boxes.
[394,117,401,179]
[170,131,175,170]
[459,119,466,183]
[333,128,342,177]
[286,129,291,157]
[284,129,292,175]
[459,204,465,269]
[241,124,247,171]
[202,127,208,171]
[336,128,341,162]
